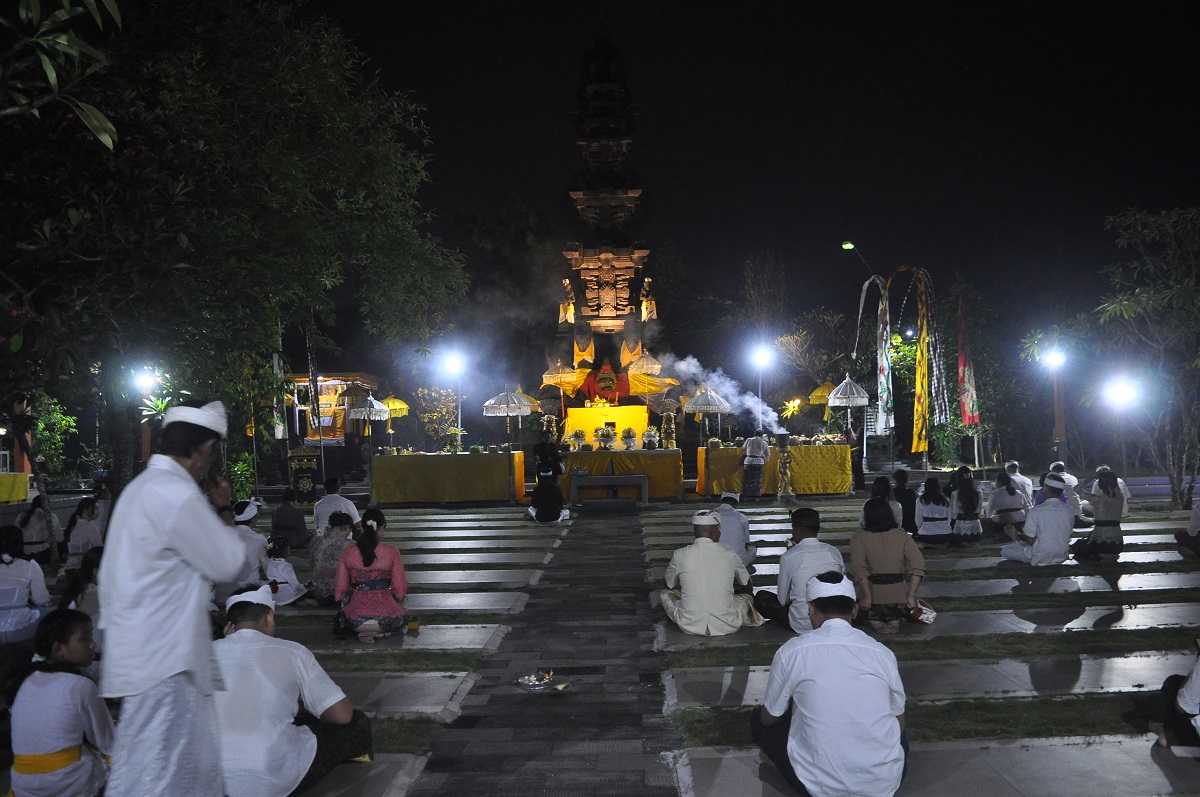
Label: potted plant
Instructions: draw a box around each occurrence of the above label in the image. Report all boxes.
[620,427,639,450]
[468,445,484,454]
[594,426,617,450]
[447,427,466,453]
[642,427,659,451]
[568,429,588,450]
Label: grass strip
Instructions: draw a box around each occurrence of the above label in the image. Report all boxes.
[667,627,1200,669]
[669,691,1165,747]
[370,716,443,754]
[924,558,1200,583]
[931,586,1200,612]
[315,650,481,673]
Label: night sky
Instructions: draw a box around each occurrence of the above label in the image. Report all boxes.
[312,1,1198,372]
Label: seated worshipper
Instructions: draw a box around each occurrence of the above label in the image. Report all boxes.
[1087,465,1130,514]
[6,608,114,797]
[753,508,845,633]
[59,547,105,661]
[265,536,310,605]
[859,476,903,529]
[715,491,757,569]
[335,508,407,643]
[62,498,103,576]
[215,499,270,603]
[1071,469,1126,561]
[1005,460,1035,502]
[913,477,953,545]
[984,472,1032,540]
[1158,649,1200,749]
[1178,501,1200,558]
[1001,473,1075,565]
[18,495,61,567]
[313,477,360,538]
[892,470,919,535]
[1050,460,1091,527]
[751,571,908,797]
[741,430,770,499]
[1033,471,1069,506]
[850,498,925,635]
[659,510,765,636]
[214,587,373,797]
[948,473,983,545]
[270,488,311,550]
[308,512,355,605]
[528,469,571,522]
[92,482,112,536]
[0,525,53,644]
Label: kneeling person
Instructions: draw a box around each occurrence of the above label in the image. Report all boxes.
[214,586,372,797]
[659,510,764,636]
[752,571,907,797]
[528,469,570,523]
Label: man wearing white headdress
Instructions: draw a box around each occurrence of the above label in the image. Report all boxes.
[752,571,908,797]
[714,491,756,569]
[214,586,372,796]
[99,400,251,797]
[658,510,764,636]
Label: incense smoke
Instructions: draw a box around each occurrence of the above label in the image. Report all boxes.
[659,354,785,434]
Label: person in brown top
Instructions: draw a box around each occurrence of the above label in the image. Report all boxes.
[850,497,925,635]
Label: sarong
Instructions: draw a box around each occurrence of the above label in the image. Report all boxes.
[742,464,765,498]
[107,672,222,797]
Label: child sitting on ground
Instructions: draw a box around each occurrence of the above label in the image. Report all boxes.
[308,512,355,606]
[5,609,114,797]
[265,535,312,606]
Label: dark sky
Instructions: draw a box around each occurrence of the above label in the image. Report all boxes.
[315,1,1198,349]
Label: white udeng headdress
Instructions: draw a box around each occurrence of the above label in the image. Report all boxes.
[163,401,228,439]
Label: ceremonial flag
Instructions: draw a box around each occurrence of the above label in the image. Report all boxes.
[957,290,980,425]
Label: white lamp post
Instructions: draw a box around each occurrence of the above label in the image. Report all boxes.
[1102,376,1139,472]
[441,352,466,432]
[750,345,774,432]
[1043,349,1066,461]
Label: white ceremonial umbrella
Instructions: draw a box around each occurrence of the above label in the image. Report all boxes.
[483,387,536,436]
[827,373,870,427]
[683,385,732,438]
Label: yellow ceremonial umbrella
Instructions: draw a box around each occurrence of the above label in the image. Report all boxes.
[542,360,577,419]
[381,395,410,444]
[809,381,836,421]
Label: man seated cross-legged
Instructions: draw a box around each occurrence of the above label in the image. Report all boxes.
[214,585,372,797]
[659,509,764,636]
[753,508,845,634]
[752,570,908,797]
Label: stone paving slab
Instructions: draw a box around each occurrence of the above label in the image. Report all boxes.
[393,538,561,551]
[406,569,541,589]
[276,624,508,653]
[381,527,567,539]
[305,754,429,797]
[922,572,1200,598]
[401,552,553,566]
[645,549,1185,568]
[384,519,567,529]
[665,651,1194,710]
[332,671,478,721]
[274,592,529,616]
[676,736,1200,797]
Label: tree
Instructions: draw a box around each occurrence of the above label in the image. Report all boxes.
[739,251,788,337]
[775,308,858,387]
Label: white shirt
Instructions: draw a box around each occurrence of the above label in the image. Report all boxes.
[266,559,308,606]
[775,538,845,633]
[312,494,360,537]
[742,436,769,465]
[10,671,114,797]
[99,454,249,698]
[0,556,50,608]
[1054,471,1083,514]
[1188,504,1200,539]
[663,537,753,635]
[1175,656,1200,737]
[858,499,902,529]
[64,518,104,570]
[715,503,755,566]
[986,488,1031,524]
[213,629,346,797]
[914,498,952,537]
[763,618,906,797]
[21,510,61,552]
[1008,472,1034,501]
[1020,498,1075,565]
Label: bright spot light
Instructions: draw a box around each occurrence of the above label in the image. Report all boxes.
[442,352,466,378]
[750,345,774,370]
[841,241,855,250]
[1043,349,1066,369]
[1103,377,1139,409]
[903,328,915,339]
[134,372,156,391]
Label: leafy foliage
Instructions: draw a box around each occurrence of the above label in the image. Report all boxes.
[31,390,77,476]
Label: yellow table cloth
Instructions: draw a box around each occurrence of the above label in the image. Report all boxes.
[0,474,29,504]
[696,445,851,496]
[559,449,683,501]
[372,452,525,504]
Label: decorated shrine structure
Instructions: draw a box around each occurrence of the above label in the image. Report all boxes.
[545,40,677,443]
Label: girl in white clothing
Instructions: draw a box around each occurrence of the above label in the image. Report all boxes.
[859,476,903,529]
[949,475,984,545]
[914,477,953,545]
[984,473,1032,539]
[63,498,103,574]
[0,525,52,644]
[265,535,311,605]
[5,609,114,797]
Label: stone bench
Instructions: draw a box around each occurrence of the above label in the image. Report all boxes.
[570,474,649,505]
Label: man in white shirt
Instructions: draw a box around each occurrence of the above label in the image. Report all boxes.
[1000,473,1075,565]
[752,571,907,796]
[1005,460,1034,502]
[214,586,372,797]
[659,510,764,636]
[741,430,770,499]
[714,491,756,568]
[215,499,271,602]
[100,401,250,797]
[1050,460,1091,527]
[313,476,360,537]
[754,508,845,634]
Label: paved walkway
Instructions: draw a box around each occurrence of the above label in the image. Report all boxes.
[410,507,681,796]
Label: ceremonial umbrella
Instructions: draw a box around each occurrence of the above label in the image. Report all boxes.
[482,387,536,436]
[380,396,409,445]
[827,373,870,426]
[808,380,837,422]
[683,385,731,438]
[542,360,576,418]
[627,352,663,375]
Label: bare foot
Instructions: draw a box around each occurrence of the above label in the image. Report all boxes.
[357,634,377,644]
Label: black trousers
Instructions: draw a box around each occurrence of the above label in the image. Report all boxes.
[290,709,373,795]
[1161,674,1200,746]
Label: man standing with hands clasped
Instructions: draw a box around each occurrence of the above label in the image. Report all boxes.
[99,401,251,796]
[752,570,908,796]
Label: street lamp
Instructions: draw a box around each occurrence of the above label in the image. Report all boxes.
[1042,349,1066,460]
[441,352,466,432]
[840,241,875,275]
[750,345,774,431]
[1102,376,1140,472]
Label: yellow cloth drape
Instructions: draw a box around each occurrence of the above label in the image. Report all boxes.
[620,339,642,367]
[372,452,525,503]
[573,339,594,367]
[563,406,648,442]
[304,406,345,445]
[641,299,657,321]
[557,450,683,501]
[559,301,575,324]
[12,745,81,774]
[695,446,852,496]
[0,474,29,504]
[627,372,679,396]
